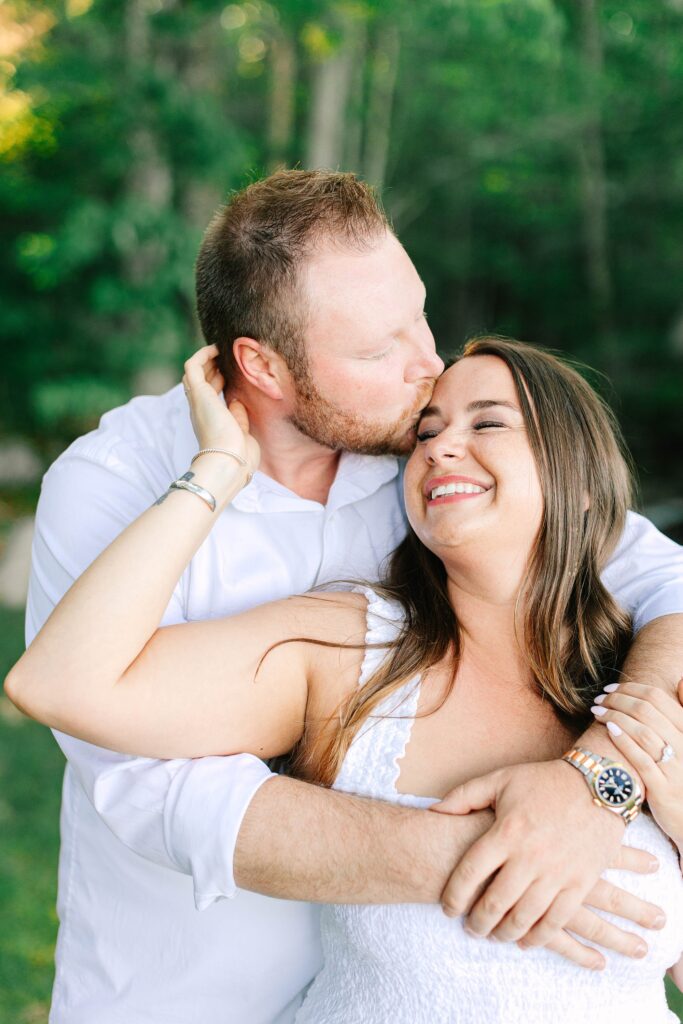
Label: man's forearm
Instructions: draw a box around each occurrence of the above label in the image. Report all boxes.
[234,775,492,903]
[620,614,682,696]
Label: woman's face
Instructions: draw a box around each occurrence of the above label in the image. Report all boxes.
[404,355,544,565]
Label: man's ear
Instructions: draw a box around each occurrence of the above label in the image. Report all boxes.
[233,337,286,401]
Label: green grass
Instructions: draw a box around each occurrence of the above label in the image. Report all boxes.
[0,605,681,1022]
[669,978,683,1021]
[0,608,63,1024]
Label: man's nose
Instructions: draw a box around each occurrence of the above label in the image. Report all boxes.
[426,349,446,377]
[405,336,445,382]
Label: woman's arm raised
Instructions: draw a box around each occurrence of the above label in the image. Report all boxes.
[4,346,363,758]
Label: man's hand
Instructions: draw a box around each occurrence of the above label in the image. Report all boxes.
[522,846,664,970]
[430,759,642,942]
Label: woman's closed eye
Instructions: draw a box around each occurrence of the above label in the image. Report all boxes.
[415,427,439,442]
[472,420,506,431]
[416,420,507,442]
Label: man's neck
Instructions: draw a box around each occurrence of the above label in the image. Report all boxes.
[235,392,342,505]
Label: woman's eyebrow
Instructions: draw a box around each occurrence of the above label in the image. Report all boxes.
[465,399,519,412]
[418,399,520,423]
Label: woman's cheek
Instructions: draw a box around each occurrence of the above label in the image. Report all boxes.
[402,461,423,530]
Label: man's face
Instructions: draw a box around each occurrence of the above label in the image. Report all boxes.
[287,230,445,455]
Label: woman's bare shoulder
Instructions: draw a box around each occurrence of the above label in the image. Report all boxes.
[283,588,370,645]
[287,590,371,721]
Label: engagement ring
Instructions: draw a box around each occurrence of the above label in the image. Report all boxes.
[657,742,675,765]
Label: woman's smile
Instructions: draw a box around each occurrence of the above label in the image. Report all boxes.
[424,474,493,505]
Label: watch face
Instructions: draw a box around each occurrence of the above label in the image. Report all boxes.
[596,766,634,806]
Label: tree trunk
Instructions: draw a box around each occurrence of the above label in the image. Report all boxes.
[363,23,400,190]
[343,20,367,172]
[305,9,362,170]
[268,28,297,171]
[576,0,616,368]
[123,0,172,285]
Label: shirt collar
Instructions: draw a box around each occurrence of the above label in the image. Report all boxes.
[171,385,400,514]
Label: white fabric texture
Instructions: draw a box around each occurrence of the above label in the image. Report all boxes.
[25,383,683,1023]
[295,588,683,1024]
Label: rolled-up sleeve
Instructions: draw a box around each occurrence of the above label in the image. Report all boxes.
[602,511,683,632]
[26,446,275,905]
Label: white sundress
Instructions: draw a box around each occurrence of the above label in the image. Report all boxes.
[295,588,683,1024]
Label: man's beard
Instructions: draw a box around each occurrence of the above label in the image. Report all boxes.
[288,365,435,457]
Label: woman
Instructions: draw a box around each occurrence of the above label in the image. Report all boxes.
[7,337,683,1022]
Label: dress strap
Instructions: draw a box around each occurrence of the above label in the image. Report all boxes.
[333,587,423,804]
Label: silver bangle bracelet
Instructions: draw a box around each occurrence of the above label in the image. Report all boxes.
[168,477,217,512]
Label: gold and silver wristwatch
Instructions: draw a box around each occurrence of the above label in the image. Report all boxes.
[562,747,643,823]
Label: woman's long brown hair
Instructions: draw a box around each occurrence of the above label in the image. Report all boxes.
[292,337,634,787]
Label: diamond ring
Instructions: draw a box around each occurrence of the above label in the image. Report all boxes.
[657,742,675,765]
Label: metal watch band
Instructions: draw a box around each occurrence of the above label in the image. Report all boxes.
[563,747,642,824]
[564,747,610,778]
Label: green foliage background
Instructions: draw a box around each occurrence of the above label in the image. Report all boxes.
[1,0,683,1018]
[1,0,682,498]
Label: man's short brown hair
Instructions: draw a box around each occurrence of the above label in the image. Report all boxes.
[195,169,389,388]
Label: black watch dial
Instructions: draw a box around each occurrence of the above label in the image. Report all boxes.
[595,766,634,806]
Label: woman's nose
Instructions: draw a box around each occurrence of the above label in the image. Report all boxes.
[424,433,467,465]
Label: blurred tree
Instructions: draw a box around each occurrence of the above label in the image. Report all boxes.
[0,0,681,494]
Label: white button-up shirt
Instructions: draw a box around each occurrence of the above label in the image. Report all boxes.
[26,384,683,1024]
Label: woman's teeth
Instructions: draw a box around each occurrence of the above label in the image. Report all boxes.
[430,482,486,499]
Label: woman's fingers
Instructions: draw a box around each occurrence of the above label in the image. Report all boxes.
[591,687,682,783]
[594,682,683,740]
[599,722,668,788]
[180,347,259,469]
[206,362,225,395]
[183,344,221,390]
[227,400,251,436]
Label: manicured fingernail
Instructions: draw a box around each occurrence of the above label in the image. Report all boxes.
[594,694,606,704]
[634,943,648,958]
[591,705,607,716]
[647,858,659,873]
[603,683,619,692]
[606,721,622,736]
[654,913,666,927]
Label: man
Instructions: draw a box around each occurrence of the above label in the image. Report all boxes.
[27,170,683,1023]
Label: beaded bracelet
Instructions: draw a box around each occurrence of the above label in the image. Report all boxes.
[190,448,253,486]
